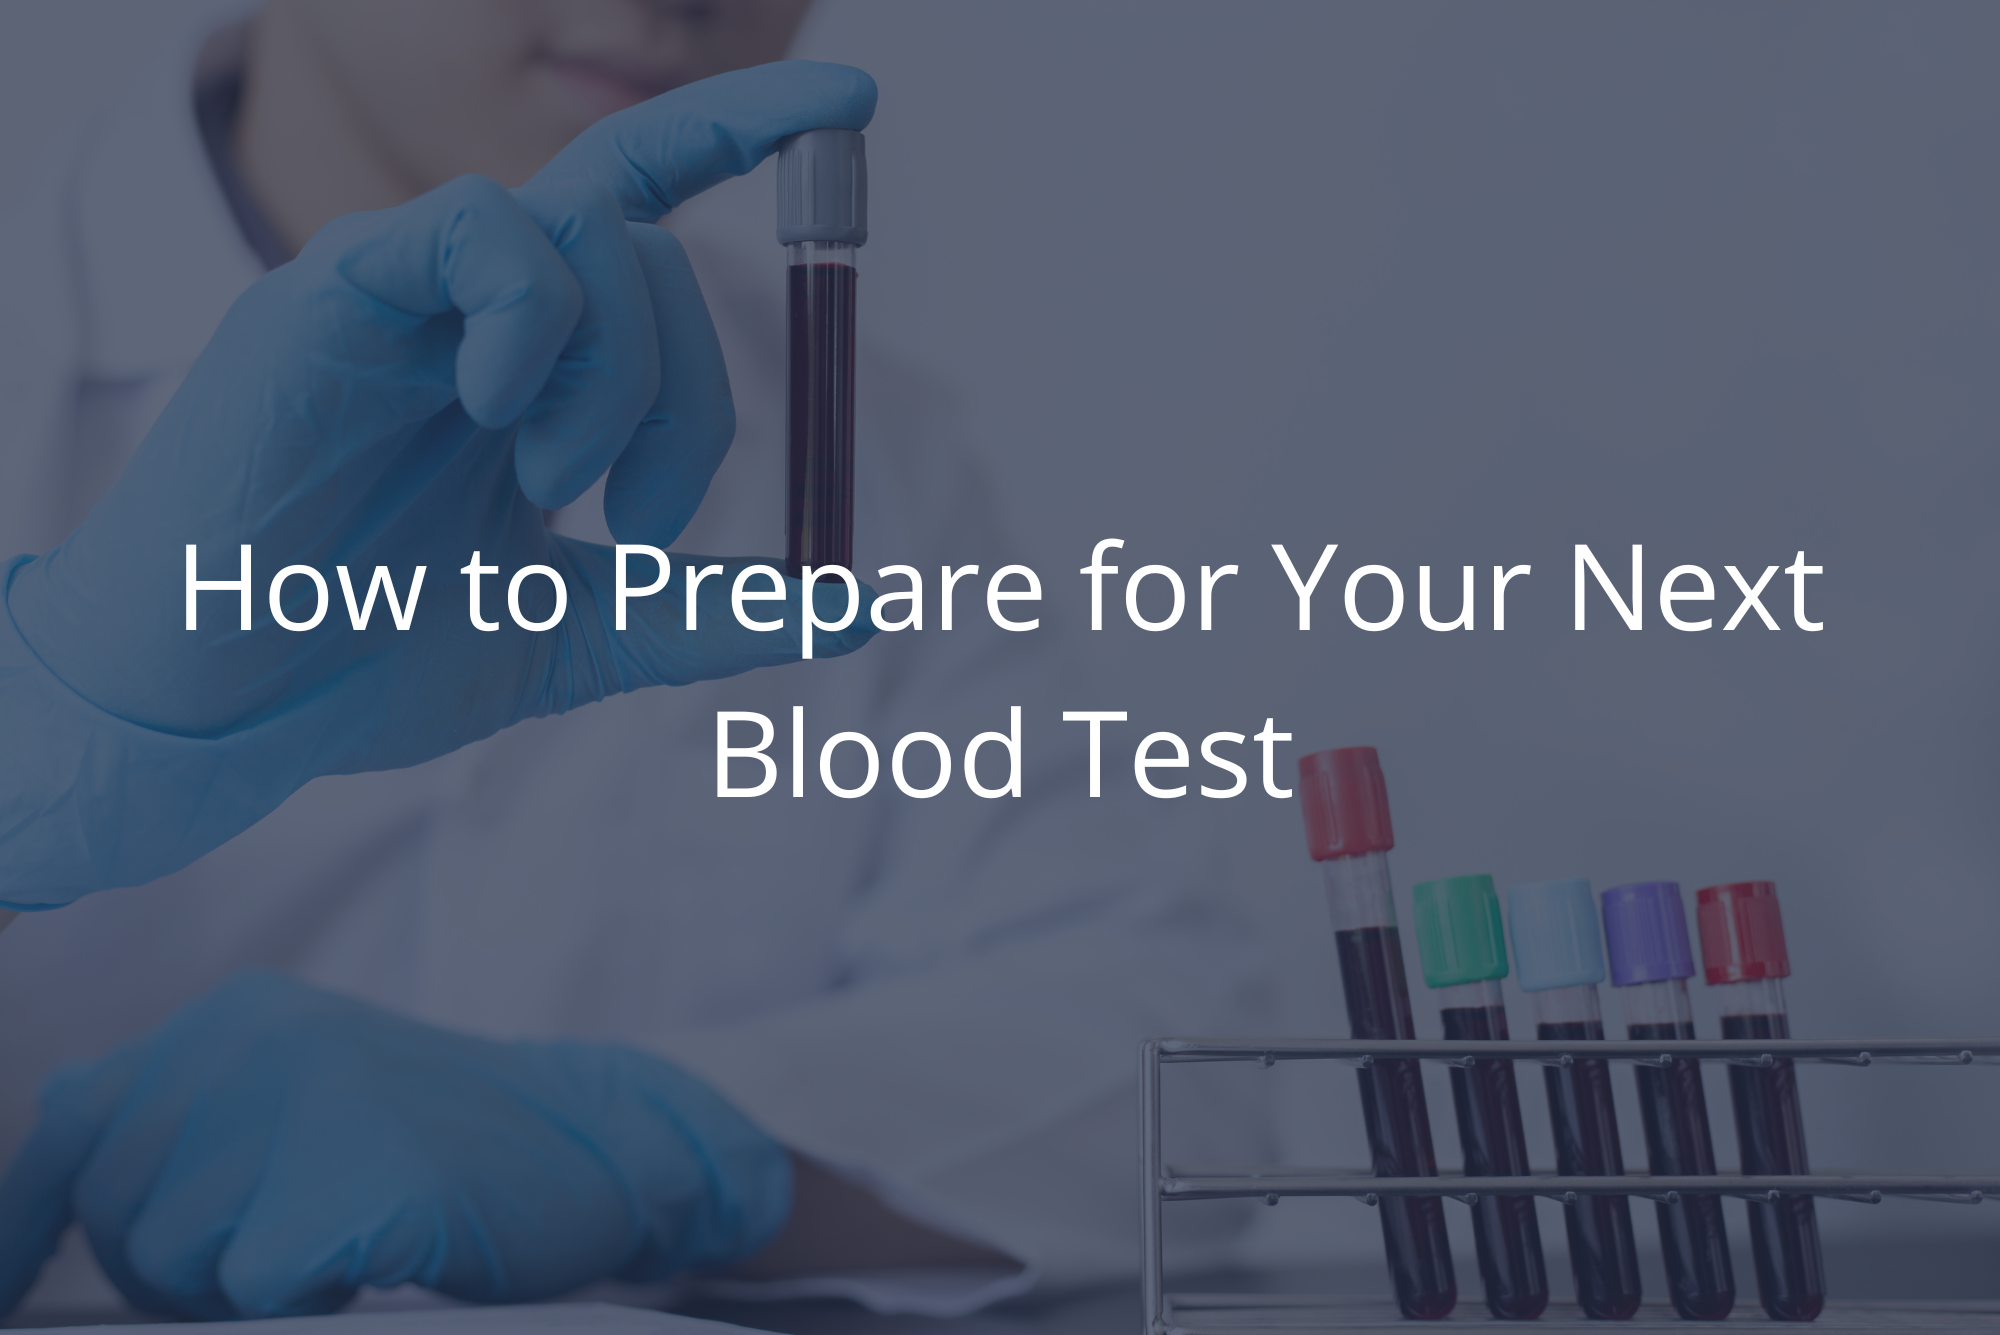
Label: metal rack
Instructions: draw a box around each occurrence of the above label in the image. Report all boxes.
[1141,1037,2000,1333]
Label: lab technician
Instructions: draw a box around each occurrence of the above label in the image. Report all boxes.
[0,1,1269,1321]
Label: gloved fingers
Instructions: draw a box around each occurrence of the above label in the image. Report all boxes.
[507,182,661,511]
[602,223,733,547]
[73,974,324,1318]
[214,1117,453,1318]
[323,174,583,430]
[119,1071,285,1321]
[213,1191,367,1319]
[528,60,876,222]
[0,1046,155,1318]
[560,542,878,693]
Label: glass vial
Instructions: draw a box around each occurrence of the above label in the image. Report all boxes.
[1298,749,1456,1320]
[775,128,867,579]
[1413,875,1548,1320]
[1601,881,1734,1320]
[1698,882,1824,1322]
[1508,878,1643,1321]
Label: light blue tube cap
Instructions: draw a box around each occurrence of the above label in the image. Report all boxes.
[1506,878,1606,991]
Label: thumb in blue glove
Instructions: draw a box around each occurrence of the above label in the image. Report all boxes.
[1,61,881,906]
[0,971,790,1320]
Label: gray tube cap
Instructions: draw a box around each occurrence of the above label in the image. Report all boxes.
[776,128,867,246]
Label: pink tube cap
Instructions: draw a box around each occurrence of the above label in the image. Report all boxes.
[1696,880,1792,984]
[1297,747,1395,861]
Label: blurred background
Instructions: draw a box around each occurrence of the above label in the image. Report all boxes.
[3,0,1996,1304]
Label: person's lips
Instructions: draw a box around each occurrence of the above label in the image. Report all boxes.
[540,56,682,121]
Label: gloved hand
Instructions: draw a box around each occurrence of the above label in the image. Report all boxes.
[0,971,791,1320]
[0,61,878,907]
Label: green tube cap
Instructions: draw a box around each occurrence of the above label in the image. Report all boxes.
[1412,874,1510,988]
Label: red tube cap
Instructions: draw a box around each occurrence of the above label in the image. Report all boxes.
[1297,747,1394,861]
[1695,880,1792,984]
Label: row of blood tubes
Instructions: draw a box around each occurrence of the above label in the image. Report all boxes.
[1297,747,1824,1322]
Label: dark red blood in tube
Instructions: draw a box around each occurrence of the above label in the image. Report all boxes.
[1722,1012,1826,1322]
[1628,1021,1735,1320]
[1440,1004,1550,1320]
[1537,1018,1644,1320]
[1335,926,1457,1320]
[786,261,856,579]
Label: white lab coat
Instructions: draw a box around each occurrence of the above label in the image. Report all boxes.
[0,27,1273,1319]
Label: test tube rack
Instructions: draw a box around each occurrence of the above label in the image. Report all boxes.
[1140,1036,2000,1333]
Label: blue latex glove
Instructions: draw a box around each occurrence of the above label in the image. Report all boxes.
[0,61,878,907]
[0,971,790,1319]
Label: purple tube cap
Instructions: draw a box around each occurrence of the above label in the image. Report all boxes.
[1600,881,1696,986]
